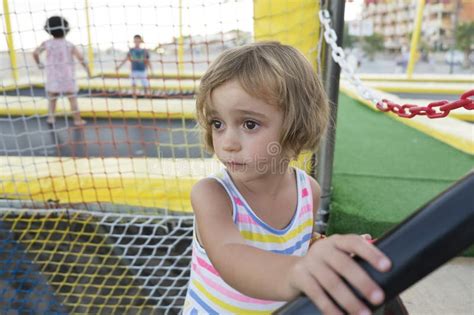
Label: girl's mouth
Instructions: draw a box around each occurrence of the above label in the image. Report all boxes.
[225,161,247,168]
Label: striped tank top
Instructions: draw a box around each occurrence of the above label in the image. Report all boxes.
[183,167,314,314]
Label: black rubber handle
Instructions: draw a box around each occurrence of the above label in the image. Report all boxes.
[274,171,474,314]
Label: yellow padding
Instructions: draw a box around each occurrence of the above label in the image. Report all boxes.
[363,81,470,95]
[451,112,474,122]
[1,81,197,93]
[0,83,31,92]
[0,155,318,213]
[0,96,196,119]
[359,74,474,84]
[292,151,314,174]
[1,157,223,213]
[76,77,198,92]
[254,0,320,70]
[2,176,195,213]
[100,72,202,80]
[78,83,197,93]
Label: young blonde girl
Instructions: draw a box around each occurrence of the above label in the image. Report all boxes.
[33,16,90,126]
[184,42,391,314]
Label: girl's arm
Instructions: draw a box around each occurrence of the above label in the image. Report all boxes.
[33,43,45,69]
[193,177,392,314]
[72,46,91,77]
[309,176,321,239]
[192,178,300,301]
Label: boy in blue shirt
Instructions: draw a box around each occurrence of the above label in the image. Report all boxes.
[116,35,153,98]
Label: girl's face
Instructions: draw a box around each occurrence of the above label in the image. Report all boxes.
[209,80,286,179]
[133,37,143,46]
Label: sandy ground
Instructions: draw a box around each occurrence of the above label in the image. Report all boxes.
[401,257,474,315]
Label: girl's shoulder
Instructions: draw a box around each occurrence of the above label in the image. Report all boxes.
[43,38,75,48]
[40,38,53,47]
[292,166,319,188]
[292,167,320,210]
[190,175,233,215]
[63,39,76,48]
[191,170,228,199]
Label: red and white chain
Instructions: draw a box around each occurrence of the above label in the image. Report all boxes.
[318,9,474,119]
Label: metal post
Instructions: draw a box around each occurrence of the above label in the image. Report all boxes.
[2,0,18,82]
[407,0,425,79]
[178,0,184,74]
[449,0,460,74]
[85,0,94,75]
[315,0,346,232]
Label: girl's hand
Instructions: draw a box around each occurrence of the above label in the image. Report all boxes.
[288,234,391,315]
[361,234,376,244]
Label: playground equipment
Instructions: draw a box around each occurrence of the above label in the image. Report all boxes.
[0,1,323,313]
[1,0,472,313]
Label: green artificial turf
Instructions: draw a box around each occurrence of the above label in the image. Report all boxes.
[327,93,474,256]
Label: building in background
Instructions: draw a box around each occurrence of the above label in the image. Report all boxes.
[358,0,474,52]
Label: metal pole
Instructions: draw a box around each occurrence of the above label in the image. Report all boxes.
[449,0,460,74]
[406,0,425,79]
[178,0,184,74]
[2,0,18,82]
[84,0,94,75]
[315,0,346,232]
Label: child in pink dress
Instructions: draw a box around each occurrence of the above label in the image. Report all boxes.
[33,16,90,126]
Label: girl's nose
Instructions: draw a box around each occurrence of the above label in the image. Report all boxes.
[222,129,241,152]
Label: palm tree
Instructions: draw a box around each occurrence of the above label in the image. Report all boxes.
[343,23,356,49]
[361,33,384,61]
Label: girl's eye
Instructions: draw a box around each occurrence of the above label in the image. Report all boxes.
[243,120,259,130]
[210,120,222,129]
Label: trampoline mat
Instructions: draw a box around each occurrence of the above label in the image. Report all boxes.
[0,116,209,158]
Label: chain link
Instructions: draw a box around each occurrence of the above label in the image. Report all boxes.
[318,9,474,119]
[376,90,474,119]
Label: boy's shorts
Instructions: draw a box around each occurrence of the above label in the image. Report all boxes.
[130,70,150,87]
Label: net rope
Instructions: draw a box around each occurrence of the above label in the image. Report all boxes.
[0,0,322,313]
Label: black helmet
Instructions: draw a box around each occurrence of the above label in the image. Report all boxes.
[44,16,70,38]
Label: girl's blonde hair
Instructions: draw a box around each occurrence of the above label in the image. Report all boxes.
[196,41,329,158]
